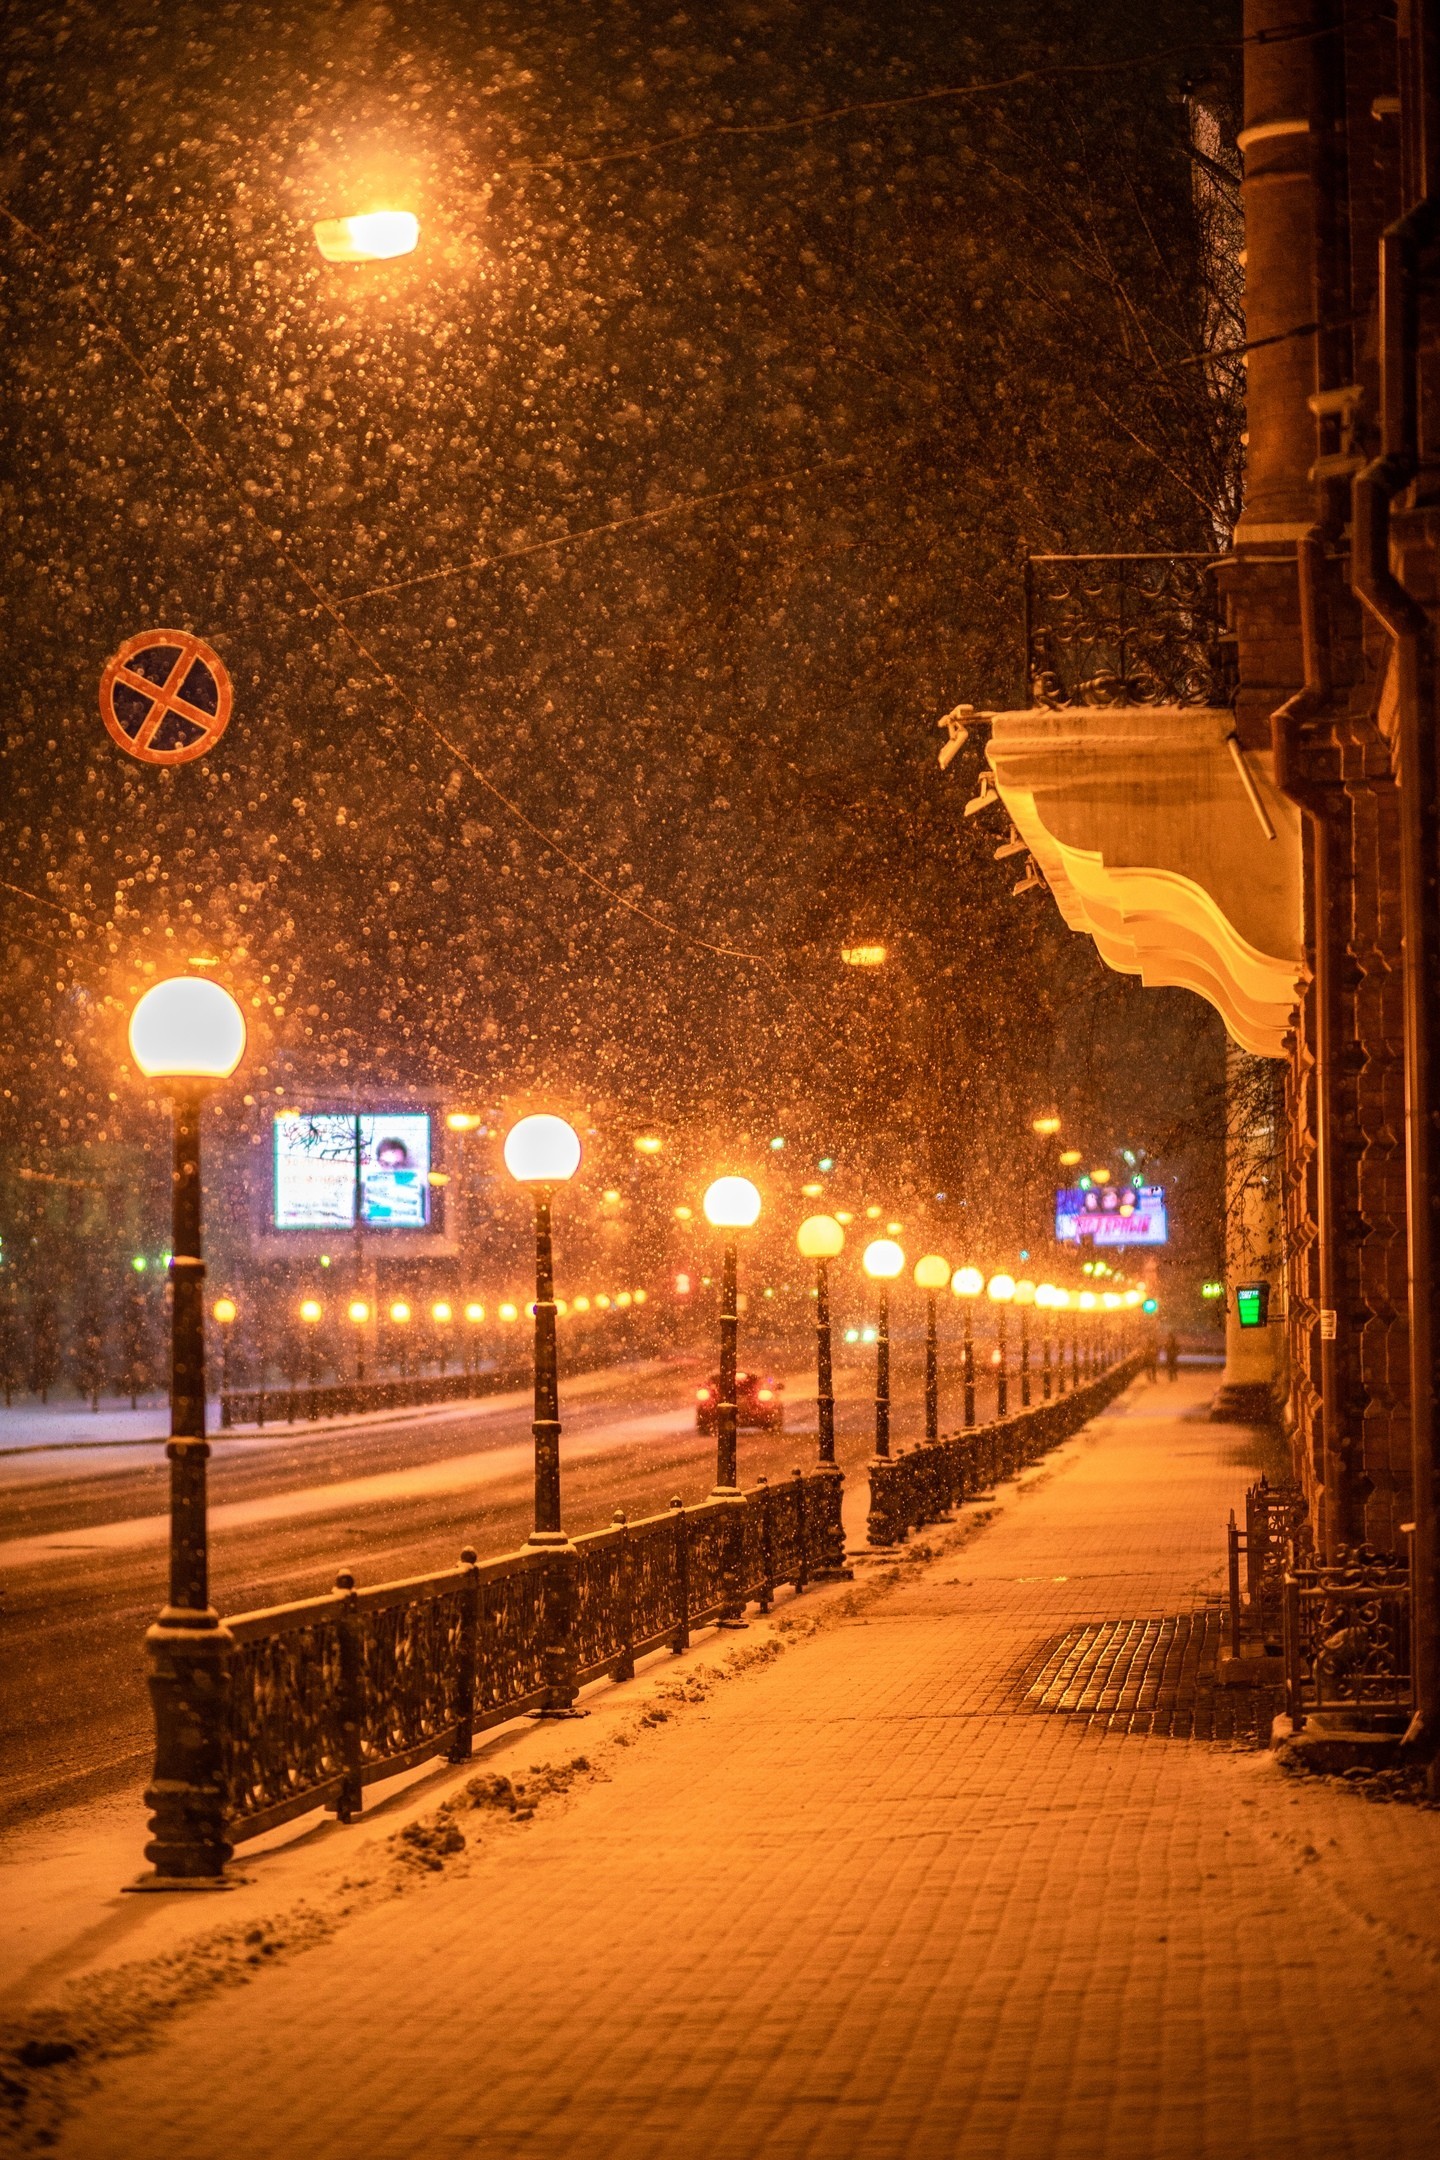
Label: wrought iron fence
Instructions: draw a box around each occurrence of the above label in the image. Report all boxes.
[865,1351,1145,1547]
[1225,1476,1309,1655]
[1023,553,1234,709]
[219,1364,530,1429]
[1282,1545,1414,1731]
[214,1469,846,1849]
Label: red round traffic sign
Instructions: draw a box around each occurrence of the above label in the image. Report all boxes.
[99,630,233,765]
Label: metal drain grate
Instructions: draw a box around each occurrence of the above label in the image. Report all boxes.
[1019,1611,1281,1743]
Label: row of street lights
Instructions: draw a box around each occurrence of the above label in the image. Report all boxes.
[127,974,1139,1878]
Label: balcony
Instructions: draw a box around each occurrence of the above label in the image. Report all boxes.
[953,554,1305,1060]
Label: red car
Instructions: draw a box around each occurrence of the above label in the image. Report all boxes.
[695,1369,785,1434]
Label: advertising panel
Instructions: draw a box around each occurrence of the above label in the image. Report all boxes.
[1055,1182,1168,1246]
[273,1111,432,1230]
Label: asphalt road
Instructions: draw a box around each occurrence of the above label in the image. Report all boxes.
[0,1346,953,1834]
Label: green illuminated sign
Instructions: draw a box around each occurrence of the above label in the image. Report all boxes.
[1235,1283,1270,1329]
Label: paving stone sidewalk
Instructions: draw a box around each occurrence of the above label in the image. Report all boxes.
[47,1375,1440,2159]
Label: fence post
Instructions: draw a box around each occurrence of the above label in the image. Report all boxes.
[755,1478,775,1611]
[670,1496,691,1652]
[793,1467,810,1591]
[450,1547,479,1762]
[612,1512,636,1681]
[1283,1575,1305,1732]
[1227,1515,1243,1658]
[335,1569,364,1820]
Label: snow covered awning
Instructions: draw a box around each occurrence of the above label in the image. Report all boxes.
[970,705,1305,1060]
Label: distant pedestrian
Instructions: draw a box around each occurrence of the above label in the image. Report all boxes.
[1143,1336,1159,1384]
[1163,1331,1180,1383]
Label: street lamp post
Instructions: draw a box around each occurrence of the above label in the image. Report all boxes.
[1037,1285,1056,1399]
[1015,1279,1035,1407]
[797,1214,845,1464]
[348,1298,370,1384]
[863,1240,905,1457]
[211,1296,236,1405]
[702,1177,762,1493]
[299,1298,322,1393]
[129,975,246,1886]
[988,1274,1016,1417]
[503,1115,582,1544]
[951,1266,983,1426]
[914,1254,951,1441]
[797,1213,851,1579]
[1080,1290,1097,1377]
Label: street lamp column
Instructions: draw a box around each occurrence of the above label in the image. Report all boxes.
[1016,1279,1035,1408]
[797,1214,849,1578]
[863,1241,905,1459]
[503,1116,582,1544]
[914,1255,951,1443]
[951,1267,982,1428]
[129,975,246,1887]
[988,1274,1016,1418]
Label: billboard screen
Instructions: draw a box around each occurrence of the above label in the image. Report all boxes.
[273,1112,432,1230]
[1055,1183,1168,1246]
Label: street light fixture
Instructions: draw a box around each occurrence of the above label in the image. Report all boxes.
[797,1214,845,1465]
[702,1176,762,1496]
[313,210,420,263]
[951,1265,983,1427]
[863,1238,905,1460]
[504,1114,583,1546]
[913,1253,951,1441]
[127,974,246,1884]
[988,1274,1016,1416]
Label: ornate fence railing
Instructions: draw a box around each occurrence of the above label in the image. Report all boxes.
[219,1364,530,1430]
[1282,1545,1414,1731]
[865,1352,1144,1548]
[216,1468,846,1848]
[1225,1476,1309,1655]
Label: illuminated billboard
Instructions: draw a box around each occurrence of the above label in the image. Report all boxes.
[273,1112,432,1230]
[1055,1183,1168,1246]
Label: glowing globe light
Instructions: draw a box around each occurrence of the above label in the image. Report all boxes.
[595,1294,612,1310]
[212,1297,237,1325]
[128,977,246,1081]
[797,1214,845,1260]
[465,1302,485,1322]
[1059,1149,1083,1167]
[951,1266,984,1299]
[616,1291,633,1308]
[499,1302,519,1322]
[1078,1291,1098,1311]
[1014,1279,1036,1305]
[1102,1292,1121,1310]
[1035,1283,1057,1309]
[348,1299,370,1324]
[703,1176,762,1229]
[633,1289,647,1305]
[389,1300,411,1324]
[863,1239,905,1280]
[573,1295,591,1313]
[447,1111,483,1132]
[313,211,419,264]
[987,1274,1017,1303]
[1031,1113,1062,1137]
[432,1301,452,1324]
[913,1253,951,1290]
[503,1114,581,1185]
[299,1298,323,1323]
[633,1134,663,1155]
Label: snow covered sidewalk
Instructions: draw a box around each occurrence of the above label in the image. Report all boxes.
[7,1372,1440,2158]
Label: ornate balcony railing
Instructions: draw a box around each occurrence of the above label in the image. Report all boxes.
[217,1469,846,1848]
[865,1351,1145,1548]
[1023,552,1234,709]
[1282,1545,1413,1730]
